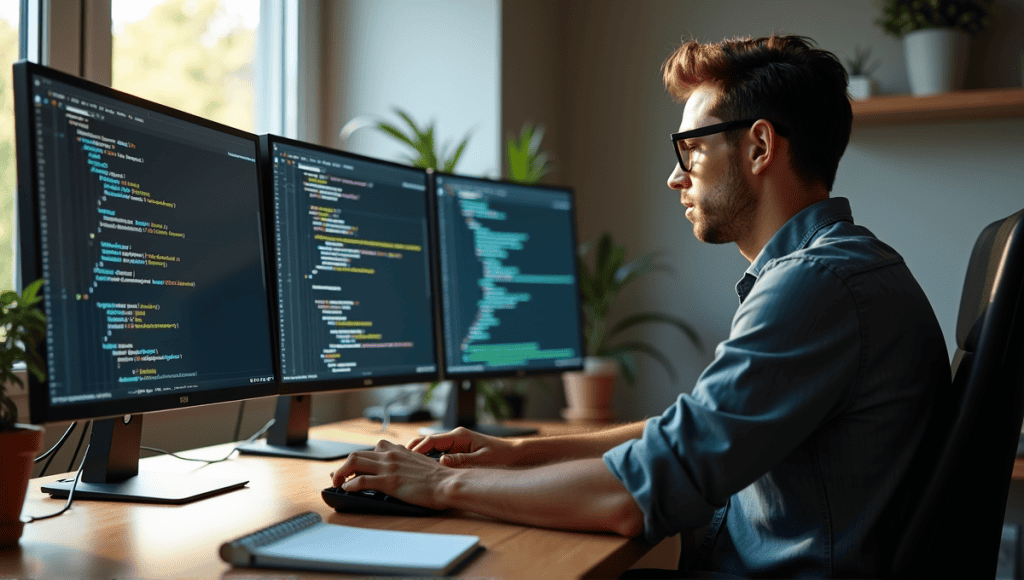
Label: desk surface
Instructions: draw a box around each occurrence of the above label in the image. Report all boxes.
[2,418,649,579]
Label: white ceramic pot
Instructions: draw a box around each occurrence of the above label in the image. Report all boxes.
[848,75,877,100]
[903,28,970,96]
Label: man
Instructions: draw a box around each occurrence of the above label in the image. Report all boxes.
[330,35,950,578]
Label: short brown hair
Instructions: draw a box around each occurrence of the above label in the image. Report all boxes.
[662,35,852,191]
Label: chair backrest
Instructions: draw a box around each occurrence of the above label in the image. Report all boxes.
[889,208,1024,578]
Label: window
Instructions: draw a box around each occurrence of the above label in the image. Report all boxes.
[0,3,20,291]
[2,0,303,294]
[112,0,259,131]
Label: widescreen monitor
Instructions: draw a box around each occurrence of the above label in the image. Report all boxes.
[430,173,584,435]
[238,135,440,460]
[13,61,277,503]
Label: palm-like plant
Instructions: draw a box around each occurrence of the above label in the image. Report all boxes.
[506,122,553,184]
[0,279,46,431]
[578,234,702,384]
[375,108,470,173]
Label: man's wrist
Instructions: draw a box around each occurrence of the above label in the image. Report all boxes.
[437,466,470,509]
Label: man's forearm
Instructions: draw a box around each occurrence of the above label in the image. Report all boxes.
[439,457,644,537]
[510,420,647,466]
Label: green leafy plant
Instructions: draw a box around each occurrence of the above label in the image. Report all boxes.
[506,122,553,184]
[845,45,881,76]
[578,233,702,384]
[375,107,470,172]
[421,378,528,422]
[875,0,995,37]
[0,279,46,431]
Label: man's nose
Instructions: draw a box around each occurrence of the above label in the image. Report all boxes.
[667,163,688,190]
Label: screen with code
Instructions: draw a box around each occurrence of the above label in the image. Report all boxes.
[18,64,276,420]
[267,137,437,388]
[434,174,584,377]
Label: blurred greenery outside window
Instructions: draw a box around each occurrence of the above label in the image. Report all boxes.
[0,4,19,295]
[0,0,259,294]
[112,0,258,131]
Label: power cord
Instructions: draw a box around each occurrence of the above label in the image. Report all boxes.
[66,420,90,473]
[35,421,78,478]
[22,418,274,524]
[232,400,246,442]
[139,417,275,465]
[22,443,90,523]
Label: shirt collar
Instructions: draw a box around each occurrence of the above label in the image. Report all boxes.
[736,197,854,301]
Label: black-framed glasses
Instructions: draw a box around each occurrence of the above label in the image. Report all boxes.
[671,118,782,172]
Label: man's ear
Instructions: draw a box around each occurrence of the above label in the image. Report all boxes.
[747,119,776,176]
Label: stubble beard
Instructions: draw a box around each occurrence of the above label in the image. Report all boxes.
[691,150,757,245]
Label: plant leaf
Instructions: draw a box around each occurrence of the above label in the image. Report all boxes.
[615,352,637,386]
[605,312,704,353]
[376,121,416,149]
[601,339,678,383]
[22,278,43,304]
[616,250,672,288]
[443,136,470,173]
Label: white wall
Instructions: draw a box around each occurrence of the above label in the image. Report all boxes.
[503,0,1024,422]
[320,0,502,178]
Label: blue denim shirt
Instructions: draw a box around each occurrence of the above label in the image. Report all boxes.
[604,197,950,578]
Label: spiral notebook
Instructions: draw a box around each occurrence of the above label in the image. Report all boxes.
[219,511,482,576]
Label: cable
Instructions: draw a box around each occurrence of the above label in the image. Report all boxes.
[22,419,274,524]
[139,418,275,465]
[232,400,246,442]
[35,421,77,463]
[66,420,91,473]
[36,421,77,478]
[22,443,90,523]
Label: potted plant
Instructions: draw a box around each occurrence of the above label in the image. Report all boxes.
[0,279,46,547]
[876,0,995,95]
[845,45,880,100]
[506,121,553,185]
[369,107,471,173]
[562,234,702,423]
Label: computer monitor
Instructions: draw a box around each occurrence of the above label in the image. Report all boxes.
[236,135,440,460]
[431,173,585,436]
[13,61,278,503]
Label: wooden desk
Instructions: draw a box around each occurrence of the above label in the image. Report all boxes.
[2,419,650,579]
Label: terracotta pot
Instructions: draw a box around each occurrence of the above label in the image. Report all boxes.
[0,424,44,547]
[561,357,619,424]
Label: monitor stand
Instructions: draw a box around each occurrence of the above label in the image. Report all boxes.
[419,379,538,438]
[41,414,247,504]
[236,395,372,460]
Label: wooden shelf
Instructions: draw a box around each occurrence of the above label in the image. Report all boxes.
[851,87,1024,126]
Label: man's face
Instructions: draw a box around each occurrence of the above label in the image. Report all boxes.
[667,86,757,245]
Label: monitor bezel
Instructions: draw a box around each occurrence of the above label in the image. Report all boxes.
[429,170,586,381]
[259,134,442,396]
[14,60,280,425]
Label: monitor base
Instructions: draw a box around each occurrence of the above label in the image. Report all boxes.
[41,472,247,505]
[236,439,372,460]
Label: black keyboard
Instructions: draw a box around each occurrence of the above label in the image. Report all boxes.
[321,487,442,516]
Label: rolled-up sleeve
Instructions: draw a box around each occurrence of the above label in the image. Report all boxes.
[604,255,862,546]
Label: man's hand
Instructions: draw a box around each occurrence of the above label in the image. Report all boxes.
[331,438,645,538]
[330,440,453,510]
[406,426,521,468]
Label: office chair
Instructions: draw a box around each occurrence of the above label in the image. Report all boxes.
[886,208,1024,579]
